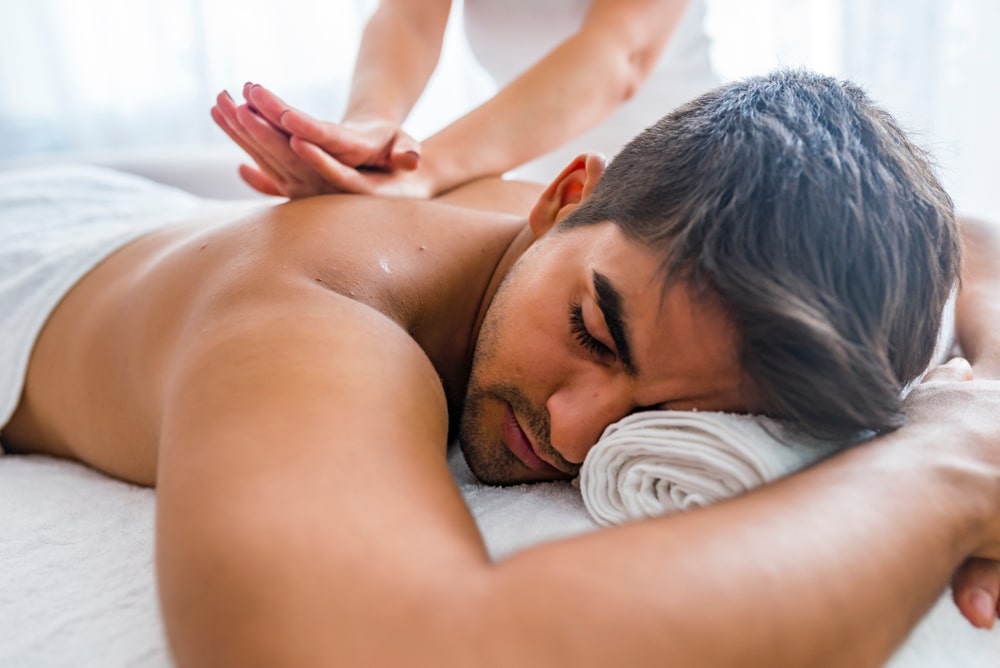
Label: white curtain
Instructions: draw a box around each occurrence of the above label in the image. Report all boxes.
[0,0,364,154]
[1,0,996,217]
[0,0,486,159]
[705,0,1000,219]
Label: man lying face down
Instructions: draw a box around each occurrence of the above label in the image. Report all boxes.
[458,70,959,484]
[5,70,1000,667]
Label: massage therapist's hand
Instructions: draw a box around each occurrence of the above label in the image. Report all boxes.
[212,86,336,197]
[904,358,1000,629]
[211,83,430,198]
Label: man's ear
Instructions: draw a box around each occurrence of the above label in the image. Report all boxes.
[528,152,607,237]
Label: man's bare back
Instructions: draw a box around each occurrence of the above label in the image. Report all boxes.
[2,187,528,485]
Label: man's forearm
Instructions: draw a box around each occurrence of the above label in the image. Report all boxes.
[956,216,1000,377]
[477,422,978,667]
[162,389,999,667]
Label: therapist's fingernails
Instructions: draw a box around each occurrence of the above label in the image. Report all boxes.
[223,90,233,101]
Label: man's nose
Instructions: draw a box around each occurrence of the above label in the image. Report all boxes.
[545,375,632,465]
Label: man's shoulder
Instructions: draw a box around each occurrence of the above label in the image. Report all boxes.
[158,193,521,412]
[220,193,522,335]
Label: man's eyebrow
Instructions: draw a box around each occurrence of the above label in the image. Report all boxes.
[592,271,637,376]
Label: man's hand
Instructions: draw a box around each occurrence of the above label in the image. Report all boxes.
[953,557,1000,629]
[211,83,432,199]
[905,358,1000,629]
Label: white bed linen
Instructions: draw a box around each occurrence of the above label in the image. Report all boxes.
[1,450,998,667]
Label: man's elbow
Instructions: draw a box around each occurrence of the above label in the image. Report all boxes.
[159,538,499,666]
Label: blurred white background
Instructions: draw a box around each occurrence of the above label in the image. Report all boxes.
[0,0,997,216]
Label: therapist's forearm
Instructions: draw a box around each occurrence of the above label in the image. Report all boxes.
[419,20,674,193]
[342,0,451,124]
[419,36,627,192]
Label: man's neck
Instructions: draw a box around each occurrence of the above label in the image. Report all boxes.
[413,215,531,430]
[419,177,545,421]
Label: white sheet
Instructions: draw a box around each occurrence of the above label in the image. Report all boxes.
[1,450,998,667]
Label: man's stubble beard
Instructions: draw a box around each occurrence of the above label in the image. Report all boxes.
[457,299,511,484]
[458,307,554,484]
[457,247,554,484]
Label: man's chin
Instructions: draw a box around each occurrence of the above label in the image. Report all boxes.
[457,438,513,485]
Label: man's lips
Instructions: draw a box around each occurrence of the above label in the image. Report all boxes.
[501,404,564,475]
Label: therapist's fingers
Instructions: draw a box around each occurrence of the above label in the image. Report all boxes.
[235,104,310,187]
[211,93,290,195]
[292,138,433,198]
[244,83,344,151]
[283,112,379,167]
[273,101,407,171]
[217,88,343,197]
[237,164,284,197]
[245,83,296,132]
[212,92,263,164]
[289,137,376,195]
[230,89,346,197]
[952,557,1000,629]
[389,131,421,171]
[255,84,420,173]
[214,91,286,177]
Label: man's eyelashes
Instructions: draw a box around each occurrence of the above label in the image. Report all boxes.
[569,302,615,362]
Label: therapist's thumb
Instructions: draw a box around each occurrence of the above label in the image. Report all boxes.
[391,132,421,171]
[922,357,974,383]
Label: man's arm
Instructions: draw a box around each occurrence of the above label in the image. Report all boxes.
[156,282,490,664]
[956,216,1000,378]
[156,277,1000,667]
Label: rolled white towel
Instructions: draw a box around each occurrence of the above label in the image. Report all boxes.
[578,411,843,526]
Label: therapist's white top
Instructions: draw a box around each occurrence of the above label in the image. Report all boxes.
[462,0,717,181]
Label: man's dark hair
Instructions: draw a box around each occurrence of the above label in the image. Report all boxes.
[561,69,960,441]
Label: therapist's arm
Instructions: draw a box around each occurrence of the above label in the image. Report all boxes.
[221,0,691,198]
[411,0,691,194]
[329,0,451,169]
